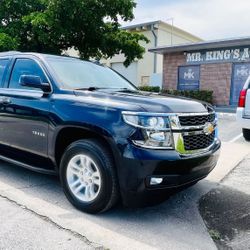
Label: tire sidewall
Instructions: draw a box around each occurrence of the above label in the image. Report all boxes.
[243,128,250,141]
[60,141,113,213]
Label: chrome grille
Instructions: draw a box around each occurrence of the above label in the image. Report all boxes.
[179,113,215,127]
[183,131,215,151]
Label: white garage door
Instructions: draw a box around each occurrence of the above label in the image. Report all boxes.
[111,62,138,86]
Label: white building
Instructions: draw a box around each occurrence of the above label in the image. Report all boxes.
[101,20,202,87]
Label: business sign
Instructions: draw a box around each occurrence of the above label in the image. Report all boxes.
[178,66,200,90]
[231,63,250,105]
[185,47,250,64]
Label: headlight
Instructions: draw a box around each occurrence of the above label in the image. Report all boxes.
[122,111,173,149]
[122,112,170,130]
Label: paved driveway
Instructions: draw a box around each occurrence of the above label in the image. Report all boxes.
[0,113,249,250]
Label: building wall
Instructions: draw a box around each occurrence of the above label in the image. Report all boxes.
[200,63,232,105]
[163,53,232,105]
[137,30,156,85]
[163,53,186,89]
[158,24,201,46]
[101,29,156,86]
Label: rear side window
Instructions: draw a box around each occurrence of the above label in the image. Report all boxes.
[0,59,9,86]
[9,58,47,89]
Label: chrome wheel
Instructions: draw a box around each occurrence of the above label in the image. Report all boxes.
[66,154,101,202]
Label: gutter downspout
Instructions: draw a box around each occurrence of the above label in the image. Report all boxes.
[151,24,158,74]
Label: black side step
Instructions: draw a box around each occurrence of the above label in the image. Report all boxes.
[0,154,57,175]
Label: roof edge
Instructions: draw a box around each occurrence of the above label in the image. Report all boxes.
[149,36,250,54]
[121,20,161,30]
[122,20,202,41]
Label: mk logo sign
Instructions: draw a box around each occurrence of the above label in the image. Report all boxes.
[183,69,195,80]
[236,66,250,77]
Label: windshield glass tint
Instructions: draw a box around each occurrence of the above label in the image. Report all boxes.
[47,57,136,90]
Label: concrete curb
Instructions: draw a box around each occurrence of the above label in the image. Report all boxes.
[206,142,250,183]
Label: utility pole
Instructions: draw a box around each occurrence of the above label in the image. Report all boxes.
[166,18,174,45]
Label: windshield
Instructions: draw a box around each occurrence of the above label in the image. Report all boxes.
[47,57,137,91]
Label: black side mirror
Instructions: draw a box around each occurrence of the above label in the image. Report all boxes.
[19,75,51,93]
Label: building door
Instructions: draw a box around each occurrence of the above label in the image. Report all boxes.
[231,63,250,106]
[111,62,138,86]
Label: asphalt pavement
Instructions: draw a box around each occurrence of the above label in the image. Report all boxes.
[200,155,250,249]
[0,113,249,250]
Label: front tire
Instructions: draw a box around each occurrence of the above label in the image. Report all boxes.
[243,128,250,141]
[60,139,119,214]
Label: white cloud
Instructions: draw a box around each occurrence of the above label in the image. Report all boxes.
[124,0,250,40]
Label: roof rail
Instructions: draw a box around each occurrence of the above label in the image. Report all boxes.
[0,51,21,56]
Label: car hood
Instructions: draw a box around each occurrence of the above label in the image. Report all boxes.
[74,90,211,113]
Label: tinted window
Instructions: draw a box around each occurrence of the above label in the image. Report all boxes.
[9,59,47,89]
[0,59,9,86]
[178,66,200,90]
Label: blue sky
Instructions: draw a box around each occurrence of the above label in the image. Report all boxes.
[122,0,250,40]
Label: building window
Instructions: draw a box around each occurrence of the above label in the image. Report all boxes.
[178,66,200,90]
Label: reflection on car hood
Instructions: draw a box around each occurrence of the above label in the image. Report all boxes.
[73,90,211,114]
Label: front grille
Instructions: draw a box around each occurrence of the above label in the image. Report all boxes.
[179,113,215,127]
[183,131,215,151]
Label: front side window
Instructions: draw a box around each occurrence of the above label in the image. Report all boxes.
[0,59,9,86]
[47,57,136,91]
[9,58,47,89]
[178,65,200,91]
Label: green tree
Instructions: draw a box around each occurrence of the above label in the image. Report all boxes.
[0,33,18,51]
[0,0,148,66]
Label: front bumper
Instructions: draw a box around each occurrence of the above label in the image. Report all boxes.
[117,139,221,207]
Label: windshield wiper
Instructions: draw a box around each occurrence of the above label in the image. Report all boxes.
[75,87,102,91]
[75,87,138,92]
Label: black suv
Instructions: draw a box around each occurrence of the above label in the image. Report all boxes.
[0,52,220,213]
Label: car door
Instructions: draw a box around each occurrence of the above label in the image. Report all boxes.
[0,57,52,166]
[0,57,12,146]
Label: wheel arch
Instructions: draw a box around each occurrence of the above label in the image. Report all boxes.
[50,125,119,170]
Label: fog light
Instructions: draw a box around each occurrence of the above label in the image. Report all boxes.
[150,177,163,185]
[149,132,166,142]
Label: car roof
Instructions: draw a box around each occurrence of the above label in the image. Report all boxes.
[0,51,81,61]
[0,51,22,57]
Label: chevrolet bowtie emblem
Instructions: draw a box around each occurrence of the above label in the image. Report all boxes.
[203,122,214,135]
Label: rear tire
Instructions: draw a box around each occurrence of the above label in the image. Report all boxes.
[243,128,250,141]
[60,139,119,214]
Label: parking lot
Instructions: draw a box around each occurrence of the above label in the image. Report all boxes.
[0,113,249,250]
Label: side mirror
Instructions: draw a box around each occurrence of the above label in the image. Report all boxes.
[19,75,51,93]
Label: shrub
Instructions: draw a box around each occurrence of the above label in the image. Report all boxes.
[137,86,213,104]
[162,90,213,104]
[138,86,161,92]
